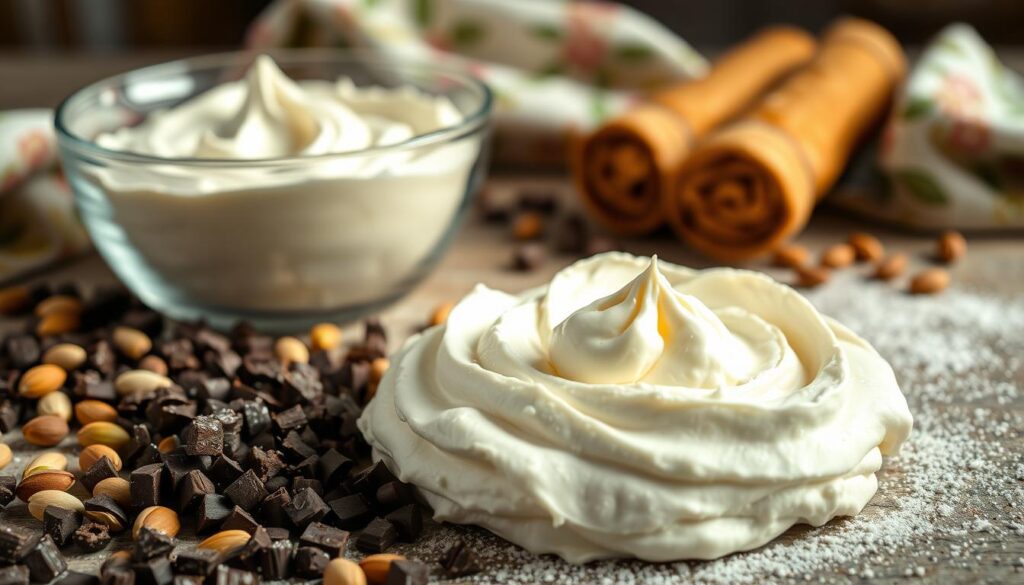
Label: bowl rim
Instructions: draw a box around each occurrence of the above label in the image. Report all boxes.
[53,48,493,166]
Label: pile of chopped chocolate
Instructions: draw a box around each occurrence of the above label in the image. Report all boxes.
[0,283,480,584]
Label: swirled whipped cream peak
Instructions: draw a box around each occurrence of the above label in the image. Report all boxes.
[359,252,913,562]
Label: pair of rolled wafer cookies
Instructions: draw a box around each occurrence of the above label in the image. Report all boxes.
[572,18,905,261]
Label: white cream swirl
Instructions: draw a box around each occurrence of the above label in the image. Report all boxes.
[359,252,913,562]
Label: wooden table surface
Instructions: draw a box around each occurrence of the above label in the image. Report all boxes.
[0,51,1022,584]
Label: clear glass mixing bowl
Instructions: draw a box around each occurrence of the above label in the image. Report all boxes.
[55,50,492,332]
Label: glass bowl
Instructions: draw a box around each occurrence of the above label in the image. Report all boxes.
[55,50,492,332]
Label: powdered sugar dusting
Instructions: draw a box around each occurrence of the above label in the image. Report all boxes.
[398,273,1024,583]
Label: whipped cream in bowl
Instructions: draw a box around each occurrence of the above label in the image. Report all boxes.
[55,51,492,331]
[360,252,913,562]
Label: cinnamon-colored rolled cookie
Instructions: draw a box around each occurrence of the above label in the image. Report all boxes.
[668,18,905,261]
[572,26,816,236]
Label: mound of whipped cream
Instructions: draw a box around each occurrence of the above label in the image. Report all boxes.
[359,252,913,562]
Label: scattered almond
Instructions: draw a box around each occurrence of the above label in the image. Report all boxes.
[773,244,810,268]
[848,232,884,262]
[23,451,68,478]
[324,558,367,585]
[0,285,30,315]
[36,311,80,337]
[15,470,75,501]
[77,421,131,450]
[23,415,70,446]
[112,326,152,360]
[310,323,343,352]
[42,343,88,371]
[138,355,168,376]
[18,364,66,398]
[93,477,131,508]
[0,445,11,470]
[430,301,454,326]
[795,265,830,288]
[359,554,405,585]
[74,400,119,425]
[157,435,179,453]
[937,230,966,263]
[512,212,544,240]
[274,336,310,367]
[198,529,250,555]
[133,506,181,539]
[114,369,173,396]
[820,243,856,268]
[85,509,125,532]
[874,253,908,280]
[79,444,122,472]
[34,295,82,318]
[28,489,84,521]
[909,268,950,295]
[37,391,72,422]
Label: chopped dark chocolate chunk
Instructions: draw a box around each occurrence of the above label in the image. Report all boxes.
[353,461,398,498]
[207,455,245,490]
[385,504,424,543]
[177,469,215,510]
[292,478,323,496]
[291,454,319,479]
[240,353,281,387]
[173,548,219,576]
[100,551,133,585]
[236,526,271,571]
[272,405,307,433]
[263,475,289,494]
[0,475,16,507]
[281,362,323,405]
[283,487,329,530]
[132,527,175,561]
[73,521,110,552]
[81,455,119,492]
[239,400,271,437]
[182,415,224,456]
[197,494,233,534]
[84,494,128,531]
[0,565,29,585]
[440,539,481,577]
[43,505,81,547]
[214,566,258,585]
[0,525,38,564]
[280,430,315,460]
[5,334,39,369]
[0,402,20,434]
[249,447,285,482]
[61,571,101,585]
[131,463,164,510]
[355,517,398,553]
[317,448,354,486]
[258,487,291,529]
[294,546,329,579]
[265,527,289,541]
[328,494,374,530]
[23,534,65,583]
[512,242,546,271]
[260,540,293,580]
[376,481,415,512]
[221,506,260,534]
[299,522,349,557]
[160,338,200,372]
[386,559,429,585]
[133,555,174,585]
[224,469,267,512]
[212,407,242,433]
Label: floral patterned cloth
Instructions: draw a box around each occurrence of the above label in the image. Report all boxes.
[247,0,708,166]
[0,110,90,283]
[834,23,1024,230]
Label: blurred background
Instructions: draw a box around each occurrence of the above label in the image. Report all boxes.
[1,0,1022,51]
